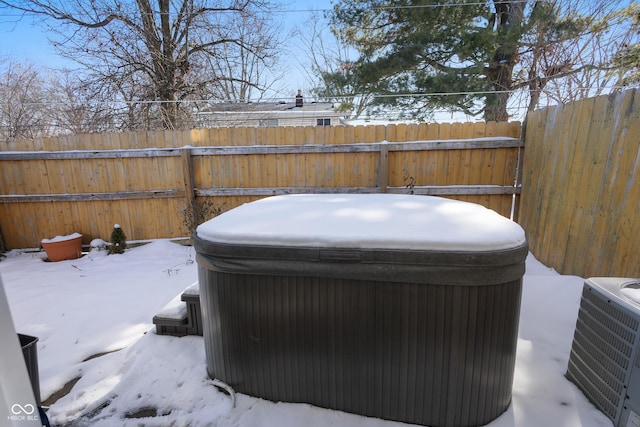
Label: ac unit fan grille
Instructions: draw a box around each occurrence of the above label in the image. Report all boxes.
[572,324,628,383]
[567,285,640,424]
[577,308,634,361]
[582,289,639,333]
[567,355,618,419]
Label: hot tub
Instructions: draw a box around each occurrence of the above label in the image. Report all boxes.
[194,194,528,427]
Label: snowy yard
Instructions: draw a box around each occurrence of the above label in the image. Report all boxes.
[0,239,613,427]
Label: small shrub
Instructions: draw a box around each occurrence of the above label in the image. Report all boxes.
[403,173,416,194]
[181,199,223,237]
[108,224,127,255]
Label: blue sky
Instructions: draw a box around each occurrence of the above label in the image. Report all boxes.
[0,0,335,94]
[0,13,65,68]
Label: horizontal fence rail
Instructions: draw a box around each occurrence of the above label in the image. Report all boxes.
[0,190,185,203]
[0,138,524,202]
[195,185,521,197]
[0,122,523,249]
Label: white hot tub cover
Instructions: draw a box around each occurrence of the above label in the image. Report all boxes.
[195,194,528,286]
[196,194,526,251]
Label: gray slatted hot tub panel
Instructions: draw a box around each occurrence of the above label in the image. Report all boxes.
[199,269,522,427]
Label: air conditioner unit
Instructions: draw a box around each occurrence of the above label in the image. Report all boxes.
[566,277,640,427]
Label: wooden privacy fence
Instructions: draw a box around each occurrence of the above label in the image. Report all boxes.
[519,89,640,278]
[0,122,522,249]
[2,121,521,151]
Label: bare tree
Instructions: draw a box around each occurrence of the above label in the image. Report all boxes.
[45,69,116,134]
[295,12,371,119]
[0,58,48,142]
[203,12,287,103]
[513,0,634,112]
[0,0,284,129]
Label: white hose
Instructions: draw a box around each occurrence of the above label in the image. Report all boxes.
[212,379,236,408]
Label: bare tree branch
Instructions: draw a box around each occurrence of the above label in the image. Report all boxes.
[0,0,285,129]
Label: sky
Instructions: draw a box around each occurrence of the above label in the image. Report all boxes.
[1,1,636,124]
[0,0,515,122]
[0,0,531,123]
[0,14,63,69]
[0,1,336,98]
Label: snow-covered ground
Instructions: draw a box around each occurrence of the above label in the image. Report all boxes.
[0,239,613,427]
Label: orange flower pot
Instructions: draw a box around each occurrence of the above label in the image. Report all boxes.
[41,233,83,262]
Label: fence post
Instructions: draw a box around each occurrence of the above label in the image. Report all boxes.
[511,145,524,221]
[181,147,196,224]
[379,142,389,193]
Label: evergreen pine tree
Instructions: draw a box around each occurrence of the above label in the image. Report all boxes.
[108,224,127,254]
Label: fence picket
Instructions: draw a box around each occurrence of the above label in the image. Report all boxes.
[520,90,640,278]
[1,122,521,249]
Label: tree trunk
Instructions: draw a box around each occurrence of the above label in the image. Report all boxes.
[528,78,542,112]
[484,1,526,122]
[159,90,179,129]
[484,63,513,121]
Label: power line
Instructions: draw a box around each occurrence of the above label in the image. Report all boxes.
[271,0,540,13]
[0,84,631,108]
[0,0,545,19]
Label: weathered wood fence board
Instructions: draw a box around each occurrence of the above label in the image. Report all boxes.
[519,89,640,278]
[0,122,522,249]
[3,122,522,151]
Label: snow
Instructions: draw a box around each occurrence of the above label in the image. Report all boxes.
[196,194,527,251]
[40,233,82,245]
[89,239,108,251]
[154,293,189,319]
[182,281,200,296]
[0,239,614,427]
[620,285,640,305]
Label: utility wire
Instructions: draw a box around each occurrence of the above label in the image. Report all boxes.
[0,0,545,18]
[0,85,631,107]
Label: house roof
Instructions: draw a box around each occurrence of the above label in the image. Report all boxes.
[194,98,350,126]
[203,101,338,114]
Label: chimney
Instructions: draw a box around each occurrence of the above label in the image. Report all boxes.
[295,90,303,107]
